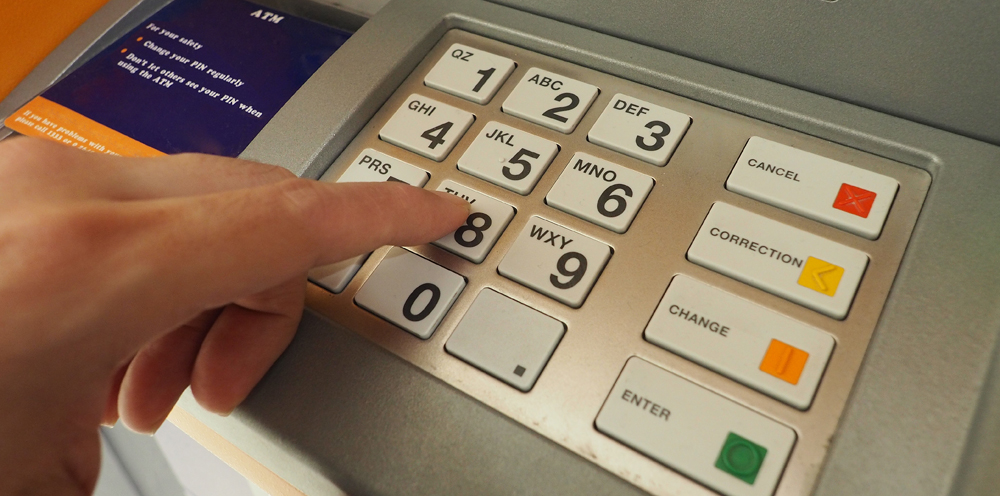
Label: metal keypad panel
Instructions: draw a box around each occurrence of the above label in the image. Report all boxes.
[305,30,930,496]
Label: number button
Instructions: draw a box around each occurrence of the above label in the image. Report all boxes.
[546,152,654,233]
[379,94,475,161]
[424,43,516,104]
[332,148,430,185]
[501,68,599,133]
[354,247,467,339]
[498,216,612,308]
[432,180,516,263]
[588,93,691,166]
[310,150,429,294]
[457,121,559,195]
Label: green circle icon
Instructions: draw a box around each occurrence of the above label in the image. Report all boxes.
[722,440,762,475]
[715,432,768,485]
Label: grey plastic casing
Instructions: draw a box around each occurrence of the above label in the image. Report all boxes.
[2,0,999,495]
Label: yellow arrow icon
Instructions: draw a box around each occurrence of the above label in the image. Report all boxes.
[797,257,845,296]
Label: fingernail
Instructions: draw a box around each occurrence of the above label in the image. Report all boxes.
[434,191,470,208]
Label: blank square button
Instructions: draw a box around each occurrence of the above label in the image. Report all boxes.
[446,289,566,391]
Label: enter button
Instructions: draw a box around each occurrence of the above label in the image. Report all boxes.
[596,358,796,496]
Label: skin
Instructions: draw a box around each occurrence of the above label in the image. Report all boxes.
[0,138,469,496]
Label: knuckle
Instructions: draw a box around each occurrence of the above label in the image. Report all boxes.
[272,179,330,232]
[250,162,297,182]
[0,138,50,177]
[171,153,296,183]
[0,138,98,188]
[14,205,132,264]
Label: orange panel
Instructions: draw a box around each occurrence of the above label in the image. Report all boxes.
[0,0,111,102]
[5,96,164,157]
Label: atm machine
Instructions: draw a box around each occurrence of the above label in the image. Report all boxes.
[2,1,999,495]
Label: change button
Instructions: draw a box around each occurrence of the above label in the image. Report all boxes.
[644,275,835,409]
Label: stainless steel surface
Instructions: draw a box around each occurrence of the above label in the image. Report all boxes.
[305,30,931,496]
[487,0,1000,148]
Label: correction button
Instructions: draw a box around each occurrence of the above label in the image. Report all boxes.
[686,202,869,319]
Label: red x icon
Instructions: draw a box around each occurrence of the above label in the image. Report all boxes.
[833,183,876,218]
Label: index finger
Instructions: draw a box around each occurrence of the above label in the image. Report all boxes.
[100,179,468,354]
[0,138,299,201]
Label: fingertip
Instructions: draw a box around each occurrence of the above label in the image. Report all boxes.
[117,375,167,435]
[433,190,474,210]
[189,374,240,416]
[190,389,236,417]
[432,190,473,227]
[189,296,302,417]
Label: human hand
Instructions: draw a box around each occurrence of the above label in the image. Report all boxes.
[0,138,468,495]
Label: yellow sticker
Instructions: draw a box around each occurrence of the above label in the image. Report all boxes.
[797,256,844,296]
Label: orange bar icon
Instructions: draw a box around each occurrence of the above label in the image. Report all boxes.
[759,339,809,385]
